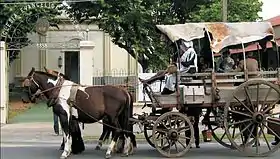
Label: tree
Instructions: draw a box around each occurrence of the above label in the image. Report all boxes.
[189,0,263,22]
[0,2,62,64]
[65,0,262,71]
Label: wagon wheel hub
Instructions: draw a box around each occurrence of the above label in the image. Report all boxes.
[253,113,264,123]
[168,129,178,140]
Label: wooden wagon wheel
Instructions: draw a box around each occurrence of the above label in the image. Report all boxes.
[207,108,235,149]
[144,121,156,148]
[152,112,194,158]
[224,80,280,157]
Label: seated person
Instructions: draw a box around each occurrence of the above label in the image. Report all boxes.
[216,49,235,73]
[233,52,259,78]
[139,39,198,94]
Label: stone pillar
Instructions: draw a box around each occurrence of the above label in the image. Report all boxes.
[0,41,9,124]
[79,41,95,85]
[103,33,111,84]
[39,35,47,71]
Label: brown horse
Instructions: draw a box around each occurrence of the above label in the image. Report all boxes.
[21,67,135,159]
[43,67,134,152]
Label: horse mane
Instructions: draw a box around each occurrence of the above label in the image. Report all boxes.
[35,71,58,80]
[51,70,70,80]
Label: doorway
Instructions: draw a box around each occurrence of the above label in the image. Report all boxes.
[64,51,80,83]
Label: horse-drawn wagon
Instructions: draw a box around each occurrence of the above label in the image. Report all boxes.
[135,22,280,158]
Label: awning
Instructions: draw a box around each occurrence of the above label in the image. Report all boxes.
[156,22,275,53]
[213,38,280,56]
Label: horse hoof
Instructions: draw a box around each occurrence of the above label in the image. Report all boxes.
[121,153,129,157]
[95,146,101,150]
[60,156,67,159]
[105,154,112,159]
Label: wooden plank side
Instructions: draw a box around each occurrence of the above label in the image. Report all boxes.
[153,86,279,106]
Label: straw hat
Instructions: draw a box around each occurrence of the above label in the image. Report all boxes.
[166,64,177,74]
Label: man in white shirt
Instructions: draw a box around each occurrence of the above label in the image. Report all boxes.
[139,39,198,94]
[178,40,198,74]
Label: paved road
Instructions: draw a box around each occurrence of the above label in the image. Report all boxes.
[2,141,280,159]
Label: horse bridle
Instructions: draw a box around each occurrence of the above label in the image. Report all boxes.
[23,72,42,100]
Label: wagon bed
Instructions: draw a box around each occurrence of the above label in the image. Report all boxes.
[136,22,280,158]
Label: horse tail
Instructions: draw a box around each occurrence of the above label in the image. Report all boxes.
[127,91,136,147]
[122,90,136,147]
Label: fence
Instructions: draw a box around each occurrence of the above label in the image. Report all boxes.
[92,69,138,102]
[91,70,165,103]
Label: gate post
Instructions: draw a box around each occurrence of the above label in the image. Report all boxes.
[79,41,95,85]
[0,41,9,124]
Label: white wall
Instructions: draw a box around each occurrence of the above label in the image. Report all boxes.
[0,41,8,124]
[14,22,142,82]
[88,31,104,74]
[21,33,40,76]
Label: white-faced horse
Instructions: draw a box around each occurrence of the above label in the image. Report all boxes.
[21,67,136,159]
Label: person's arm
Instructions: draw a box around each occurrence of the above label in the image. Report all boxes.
[233,60,243,72]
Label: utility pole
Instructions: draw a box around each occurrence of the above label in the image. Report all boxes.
[222,0,227,22]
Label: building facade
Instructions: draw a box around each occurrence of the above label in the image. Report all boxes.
[8,18,141,86]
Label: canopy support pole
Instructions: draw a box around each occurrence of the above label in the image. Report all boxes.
[240,40,248,81]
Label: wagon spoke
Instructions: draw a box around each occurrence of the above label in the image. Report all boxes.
[233,123,253,140]
[174,142,179,153]
[262,123,280,140]
[263,99,279,113]
[255,126,259,154]
[155,128,167,134]
[212,126,219,132]
[173,117,179,129]
[264,111,280,117]
[232,126,236,139]
[178,126,190,133]
[177,139,186,148]
[155,135,167,141]
[233,95,254,114]
[260,125,271,151]
[261,87,272,111]
[168,141,172,156]
[167,116,172,128]
[155,133,161,140]
[228,118,252,127]
[244,86,253,109]
[244,124,255,146]
[220,132,226,140]
[256,84,260,112]
[264,118,280,126]
[229,109,252,118]
[178,135,191,140]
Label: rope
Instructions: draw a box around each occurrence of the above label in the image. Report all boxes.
[66,98,143,134]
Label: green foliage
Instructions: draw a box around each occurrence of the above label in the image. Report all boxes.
[190,0,263,22]
[65,0,263,71]
[0,1,62,64]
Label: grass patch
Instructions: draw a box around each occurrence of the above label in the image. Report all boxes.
[8,100,33,122]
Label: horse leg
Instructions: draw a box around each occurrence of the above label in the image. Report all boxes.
[95,124,108,150]
[121,134,133,157]
[58,105,72,159]
[59,138,65,150]
[70,117,85,154]
[105,121,121,159]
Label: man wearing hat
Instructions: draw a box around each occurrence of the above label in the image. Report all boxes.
[139,39,198,94]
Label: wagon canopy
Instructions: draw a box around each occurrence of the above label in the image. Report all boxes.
[156,22,275,53]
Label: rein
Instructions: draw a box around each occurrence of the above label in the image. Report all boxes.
[27,80,144,134]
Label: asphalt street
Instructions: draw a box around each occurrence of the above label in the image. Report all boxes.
[3,141,280,159]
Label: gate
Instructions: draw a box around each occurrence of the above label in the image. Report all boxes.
[0,2,85,123]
